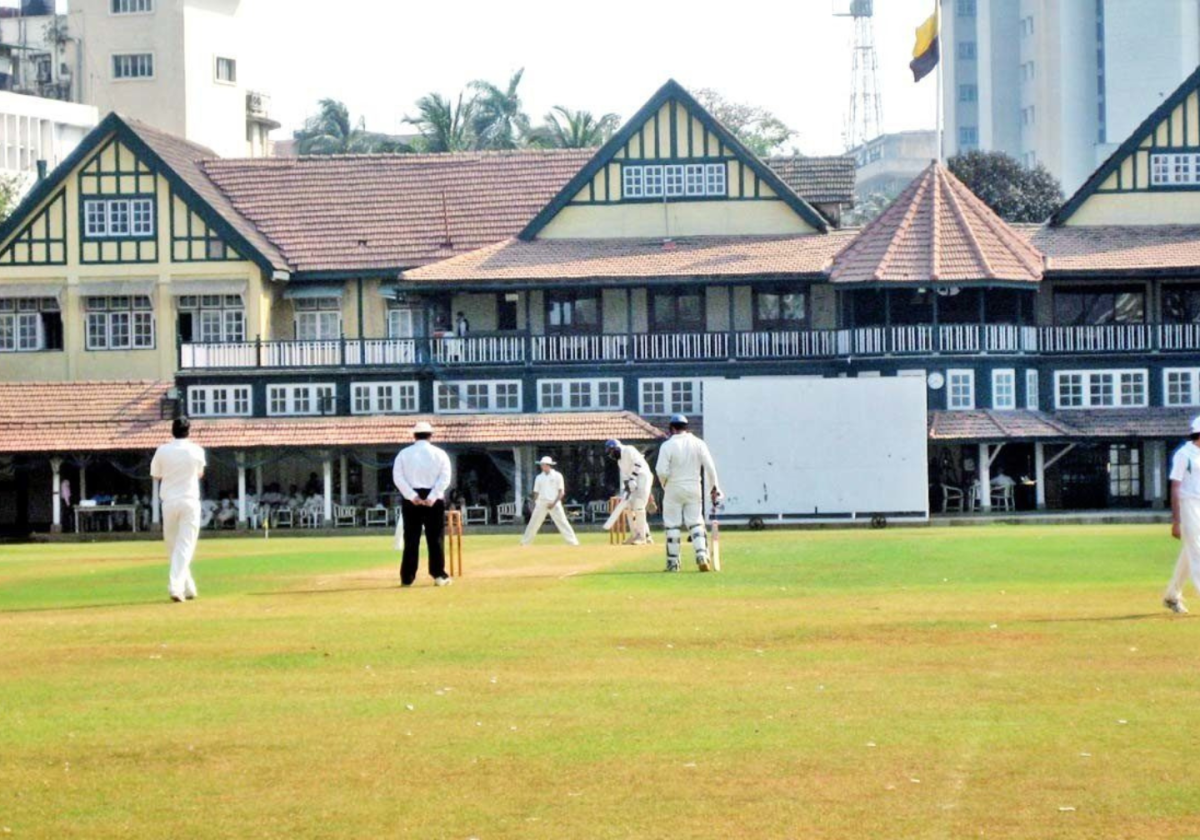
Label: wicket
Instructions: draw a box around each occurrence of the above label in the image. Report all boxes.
[444,509,464,577]
[607,496,628,545]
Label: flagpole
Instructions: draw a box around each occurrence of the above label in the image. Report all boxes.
[936,0,944,163]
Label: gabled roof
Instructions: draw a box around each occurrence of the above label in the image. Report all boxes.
[1052,64,1200,226]
[765,155,857,205]
[517,80,831,240]
[0,113,288,275]
[830,163,1043,286]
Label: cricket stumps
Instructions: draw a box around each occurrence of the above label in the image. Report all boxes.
[444,509,464,577]
[608,496,628,545]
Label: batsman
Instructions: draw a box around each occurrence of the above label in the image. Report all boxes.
[654,413,722,572]
[604,439,655,545]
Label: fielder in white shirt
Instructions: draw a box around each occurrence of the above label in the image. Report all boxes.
[149,417,207,602]
[392,421,454,586]
[1164,416,1200,613]
[605,438,655,545]
[521,456,579,546]
[655,414,721,572]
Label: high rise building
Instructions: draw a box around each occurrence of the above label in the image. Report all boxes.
[943,0,1200,193]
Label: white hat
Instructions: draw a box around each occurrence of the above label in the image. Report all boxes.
[1191,416,1200,435]
[537,456,557,466]
[413,421,434,435]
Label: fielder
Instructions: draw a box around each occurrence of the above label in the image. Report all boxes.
[149,417,206,603]
[1164,416,1200,613]
[654,414,721,572]
[521,456,580,546]
[605,439,654,545]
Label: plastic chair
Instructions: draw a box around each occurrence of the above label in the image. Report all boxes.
[334,504,359,527]
[940,484,965,513]
[496,502,516,525]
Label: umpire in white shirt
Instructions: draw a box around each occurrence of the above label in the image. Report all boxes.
[150,417,206,602]
[392,420,453,586]
[521,456,580,546]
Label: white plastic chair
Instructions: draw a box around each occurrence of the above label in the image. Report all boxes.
[940,484,965,513]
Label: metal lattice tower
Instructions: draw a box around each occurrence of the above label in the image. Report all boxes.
[835,0,884,151]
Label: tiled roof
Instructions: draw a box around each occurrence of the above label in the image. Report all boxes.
[1021,224,1200,273]
[403,232,859,284]
[0,381,662,453]
[765,155,857,204]
[830,163,1044,286]
[928,408,1195,442]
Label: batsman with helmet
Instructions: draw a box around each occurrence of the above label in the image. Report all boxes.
[604,439,655,545]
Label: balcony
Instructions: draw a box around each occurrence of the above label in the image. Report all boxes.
[177,323,1200,372]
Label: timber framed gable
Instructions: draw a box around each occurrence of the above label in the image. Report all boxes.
[0,189,67,267]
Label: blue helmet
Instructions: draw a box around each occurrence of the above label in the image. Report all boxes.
[605,439,622,460]
[605,439,622,450]
[669,413,689,427]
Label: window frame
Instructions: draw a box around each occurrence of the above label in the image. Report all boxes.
[946,369,976,410]
[639,378,703,416]
[1054,369,1148,409]
[434,380,523,414]
[111,0,153,13]
[649,286,705,333]
[112,52,155,80]
[214,56,237,84]
[992,368,1016,410]
[537,378,623,412]
[1026,369,1040,410]
[84,295,155,351]
[350,381,418,415]
[266,383,336,417]
[752,285,809,331]
[187,385,252,418]
[545,290,600,335]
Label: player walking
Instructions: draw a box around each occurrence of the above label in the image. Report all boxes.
[605,439,655,545]
[150,417,206,603]
[1164,416,1200,613]
[655,414,721,572]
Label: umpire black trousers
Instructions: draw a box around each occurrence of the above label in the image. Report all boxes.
[400,489,446,584]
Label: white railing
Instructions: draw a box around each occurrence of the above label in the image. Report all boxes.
[1037,324,1153,354]
[430,335,525,365]
[1159,323,1200,351]
[263,340,343,368]
[852,326,932,355]
[734,330,846,359]
[632,332,729,361]
[939,324,981,354]
[180,342,258,369]
[531,334,629,363]
[348,339,418,366]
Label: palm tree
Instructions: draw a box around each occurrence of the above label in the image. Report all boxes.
[469,68,531,150]
[529,106,620,149]
[404,92,475,153]
[296,99,404,155]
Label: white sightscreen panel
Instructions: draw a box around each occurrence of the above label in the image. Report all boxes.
[704,377,929,517]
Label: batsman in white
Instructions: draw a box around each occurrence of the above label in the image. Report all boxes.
[654,413,721,572]
[605,438,655,545]
[520,456,580,546]
[149,417,206,603]
[1164,415,1200,614]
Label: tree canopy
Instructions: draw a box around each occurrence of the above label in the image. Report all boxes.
[0,174,22,224]
[527,106,619,149]
[947,150,1064,223]
[469,68,531,150]
[693,89,797,157]
[404,93,475,153]
[294,99,408,155]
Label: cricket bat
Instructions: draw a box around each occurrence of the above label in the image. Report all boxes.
[709,507,722,572]
[602,497,629,531]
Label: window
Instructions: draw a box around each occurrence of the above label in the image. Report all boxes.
[946,369,975,410]
[1026,370,1039,410]
[267,384,336,416]
[1021,106,1036,127]
[546,291,599,334]
[187,385,251,418]
[958,85,978,103]
[705,163,726,196]
[435,380,522,414]
[82,198,155,238]
[958,127,978,147]
[753,287,807,329]
[1020,15,1034,36]
[112,0,153,12]
[992,369,1016,410]
[1166,369,1200,406]
[957,0,976,15]
[1054,370,1147,409]
[538,379,623,412]
[664,164,685,197]
[957,41,977,60]
[1162,285,1200,323]
[294,297,341,340]
[639,378,702,416]
[650,288,704,333]
[112,53,154,79]
[0,298,60,353]
[177,294,244,343]
[1054,287,1145,325]
[685,164,706,196]
[1150,153,1200,186]
[387,307,417,338]
[643,165,664,197]
[215,57,237,84]
[623,166,644,199]
[351,382,418,415]
[1109,444,1141,499]
[85,295,154,350]
[621,163,726,199]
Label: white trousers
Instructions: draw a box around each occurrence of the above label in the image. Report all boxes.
[626,478,653,542]
[1166,497,1200,600]
[162,499,201,598]
[521,500,579,545]
[662,486,705,530]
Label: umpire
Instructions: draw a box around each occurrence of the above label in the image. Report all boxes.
[392,420,453,587]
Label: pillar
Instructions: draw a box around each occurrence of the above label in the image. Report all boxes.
[513,445,524,509]
[978,443,992,512]
[79,462,87,501]
[339,454,349,505]
[1150,440,1167,508]
[151,477,161,529]
[236,453,247,529]
[50,456,62,534]
[256,464,264,497]
[323,455,333,526]
[1034,442,1047,510]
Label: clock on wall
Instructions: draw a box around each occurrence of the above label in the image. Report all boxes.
[927,372,945,390]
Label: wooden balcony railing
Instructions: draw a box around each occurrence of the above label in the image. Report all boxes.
[176,323,1200,371]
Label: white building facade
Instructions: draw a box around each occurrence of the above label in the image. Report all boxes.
[0,89,97,187]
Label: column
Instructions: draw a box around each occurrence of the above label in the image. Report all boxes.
[50,457,62,534]
[322,455,333,526]
[977,443,992,512]
[256,464,264,497]
[513,445,524,509]
[79,462,87,501]
[1150,440,1167,509]
[151,477,161,529]
[1034,442,1047,510]
[339,454,349,505]
[236,453,247,529]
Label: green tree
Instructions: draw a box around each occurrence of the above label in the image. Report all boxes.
[843,189,899,227]
[947,150,1063,223]
[295,99,402,155]
[469,68,531,150]
[404,93,475,153]
[694,89,796,157]
[0,174,22,223]
[528,106,620,149]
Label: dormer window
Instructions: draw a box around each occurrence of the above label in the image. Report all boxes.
[1151,153,1200,186]
[621,163,727,200]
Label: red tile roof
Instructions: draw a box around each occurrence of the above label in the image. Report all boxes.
[1020,224,1200,273]
[928,410,1076,442]
[929,408,1195,442]
[0,381,663,453]
[403,232,858,284]
[764,156,857,204]
[831,163,1044,286]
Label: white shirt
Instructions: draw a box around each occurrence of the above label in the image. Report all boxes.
[618,445,652,488]
[1170,441,1200,500]
[656,432,720,494]
[532,469,566,504]
[150,439,207,504]
[393,439,452,502]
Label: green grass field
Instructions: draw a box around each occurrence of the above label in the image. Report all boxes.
[2,525,1200,839]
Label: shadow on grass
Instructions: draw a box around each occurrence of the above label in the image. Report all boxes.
[0,599,175,614]
[1025,612,1165,623]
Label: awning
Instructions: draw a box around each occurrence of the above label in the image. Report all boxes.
[77,279,156,298]
[283,282,344,300]
[169,279,248,297]
[0,282,65,302]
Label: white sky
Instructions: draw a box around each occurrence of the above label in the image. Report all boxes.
[239,0,938,155]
